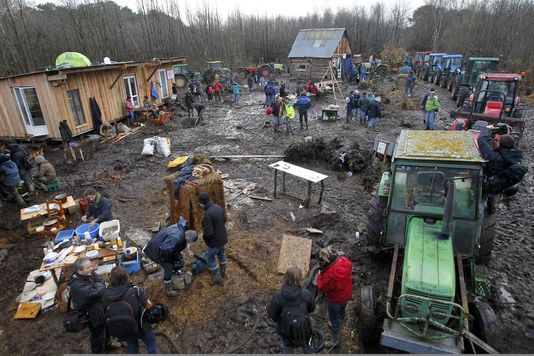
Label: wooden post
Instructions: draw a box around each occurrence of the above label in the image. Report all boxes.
[273,169,278,198]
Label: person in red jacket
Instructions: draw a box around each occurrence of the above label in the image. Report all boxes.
[317,248,353,348]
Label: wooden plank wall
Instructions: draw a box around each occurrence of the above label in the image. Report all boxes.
[0,62,178,140]
[289,58,335,82]
[335,36,352,56]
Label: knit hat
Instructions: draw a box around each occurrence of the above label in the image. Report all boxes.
[198,192,210,205]
[34,155,45,164]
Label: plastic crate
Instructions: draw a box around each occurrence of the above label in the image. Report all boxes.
[54,229,75,244]
[121,251,140,274]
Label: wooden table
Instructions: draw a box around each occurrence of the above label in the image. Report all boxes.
[269,161,328,207]
[20,196,77,221]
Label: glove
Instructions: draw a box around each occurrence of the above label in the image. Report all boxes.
[434,108,439,112]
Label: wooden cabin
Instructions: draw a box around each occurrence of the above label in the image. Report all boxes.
[288,28,353,82]
[0,57,186,140]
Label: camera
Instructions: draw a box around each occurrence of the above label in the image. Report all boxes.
[488,123,509,136]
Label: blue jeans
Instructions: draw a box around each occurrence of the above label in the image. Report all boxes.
[272,115,282,130]
[207,246,226,270]
[368,117,378,128]
[233,93,240,104]
[359,108,367,123]
[129,111,135,124]
[425,111,436,130]
[123,329,157,354]
[328,302,347,331]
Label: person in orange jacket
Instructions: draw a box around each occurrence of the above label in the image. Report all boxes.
[317,249,353,348]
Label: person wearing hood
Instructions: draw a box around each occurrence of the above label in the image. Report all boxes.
[32,155,56,190]
[0,154,25,207]
[231,81,241,104]
[68,257,107,353]
[144,220,198,297]
[317,249,353,348]
[8,144,34,192]
[198,192,228,285]
[82,188,114,227]
[102,266,157,354]
[268,266,316,353]
[424,88,440,130]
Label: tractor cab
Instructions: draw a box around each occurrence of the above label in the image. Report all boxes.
[359,130,499,354]
[203,61,231,85]
[474,73,521,116]
[429,53,447,71]
[443,55,462,74]
[460,57,500,88]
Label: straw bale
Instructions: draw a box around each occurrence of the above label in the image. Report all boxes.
[164,168,226,232]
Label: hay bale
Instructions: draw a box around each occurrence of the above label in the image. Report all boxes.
[164,169,226,232]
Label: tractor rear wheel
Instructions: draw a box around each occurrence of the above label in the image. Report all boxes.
[175,74,187,88]
[359,286,380,348]
[476,213,495,265]
[367,190,387,248]
[447,77,454,91]
[258,65,271,77]
[469,298,500,352]
[440,76,447,88]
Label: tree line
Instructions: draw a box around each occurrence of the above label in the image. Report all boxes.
[1,0,533,82]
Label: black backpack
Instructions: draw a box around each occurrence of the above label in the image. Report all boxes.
[105,287,139,337]
[280,305,312,347]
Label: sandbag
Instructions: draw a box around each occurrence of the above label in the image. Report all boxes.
[157,137,171,157]
[142,138,157,156]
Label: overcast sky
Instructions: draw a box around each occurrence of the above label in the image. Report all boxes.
[29,0,427,18]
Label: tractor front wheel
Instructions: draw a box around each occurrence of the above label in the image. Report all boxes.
[367,191,387,248]
[359,286,380,348]
[258,65,272,77]
[476,213,495,265]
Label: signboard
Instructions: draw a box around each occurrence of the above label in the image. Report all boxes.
[166,70,174,80]
[377,141,388,155]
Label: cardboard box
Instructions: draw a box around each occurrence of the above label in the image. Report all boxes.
[65,199,81,215]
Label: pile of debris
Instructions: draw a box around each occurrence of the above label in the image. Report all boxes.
[284,137,342,163]
[331,141,373,173]
[94,170,123,183]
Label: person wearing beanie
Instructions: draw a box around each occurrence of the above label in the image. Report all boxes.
[0,153,25,207]
[32,155,56,190]
[317,249,353,349]
[198,192,228,285]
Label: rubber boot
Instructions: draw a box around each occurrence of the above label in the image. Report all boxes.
[164,280,177,297]
[210,269,223,285]
[220,263,227,278]
[325,329,340,349]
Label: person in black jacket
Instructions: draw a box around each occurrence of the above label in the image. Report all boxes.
[102,266,157,354]
[7,144,34,192]
[68,257,106,353]
[144,218,198,297]
[82,188,114,227]
[366,96,382,130]
[198,192,228,285]
[268,266,316,353]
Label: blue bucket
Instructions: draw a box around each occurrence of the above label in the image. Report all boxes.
[75,223,100,239]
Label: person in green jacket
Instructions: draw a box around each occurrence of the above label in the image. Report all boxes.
[284,99,296,135]
[424,89,440,130]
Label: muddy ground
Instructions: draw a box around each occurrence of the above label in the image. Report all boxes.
[1,75,533,355]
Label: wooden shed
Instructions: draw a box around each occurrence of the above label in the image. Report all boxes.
[288,28,353,82]
[0,57,186,140]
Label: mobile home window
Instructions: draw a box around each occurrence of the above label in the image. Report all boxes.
[67,89,86,126]
[158,69,169,98]
[296,64,307,71]
[123,75,140,108]
[13,87,45,126]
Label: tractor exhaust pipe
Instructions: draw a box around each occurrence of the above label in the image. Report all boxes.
[441,180,455,239]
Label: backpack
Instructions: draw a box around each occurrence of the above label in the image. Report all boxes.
[105,287,139,337]
[280,302,312,347]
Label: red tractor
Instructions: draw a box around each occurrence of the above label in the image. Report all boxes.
[450,73,525,142]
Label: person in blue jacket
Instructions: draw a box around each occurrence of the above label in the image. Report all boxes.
[0,154,25,207]
[296,93,312,130]
[82,188,114,227]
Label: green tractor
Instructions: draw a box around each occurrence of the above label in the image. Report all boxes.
[173,64,200,88]
[451,57,500,107]
[360,130,499,354]
[202,61,232,85]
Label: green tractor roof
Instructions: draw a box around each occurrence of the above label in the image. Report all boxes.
[394,130,485,163]
[468,57,500,62]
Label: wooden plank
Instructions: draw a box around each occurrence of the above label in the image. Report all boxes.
[211,155,285,159]
[277,234,312,275]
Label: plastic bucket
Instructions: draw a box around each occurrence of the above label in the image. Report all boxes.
[75,223,100,239]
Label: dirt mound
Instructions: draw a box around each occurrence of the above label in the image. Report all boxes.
[284,137,342,163]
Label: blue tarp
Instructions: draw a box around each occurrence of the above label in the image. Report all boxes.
[151,81,159,100]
